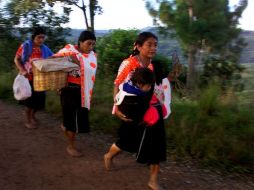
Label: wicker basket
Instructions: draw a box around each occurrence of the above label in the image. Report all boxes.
[32,66,68,91]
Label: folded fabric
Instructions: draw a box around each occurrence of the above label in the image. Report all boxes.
[33,57,79,72]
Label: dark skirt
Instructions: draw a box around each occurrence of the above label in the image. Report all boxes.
[116,96,148,153]
[21,81,46,111]
[60,83,89,133]
[116,98,167,165]
[136,104,167,165]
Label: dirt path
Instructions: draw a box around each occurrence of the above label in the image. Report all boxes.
[0,100,253,190]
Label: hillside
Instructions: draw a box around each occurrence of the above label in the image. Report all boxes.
[240,30,254,64]
[69,28,254,64]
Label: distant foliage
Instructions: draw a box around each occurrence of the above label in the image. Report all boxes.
[96,29,139,75]
[145,0,248,90]
[4,0,70,53]
[201,56,244,88]
[0,6,20,72]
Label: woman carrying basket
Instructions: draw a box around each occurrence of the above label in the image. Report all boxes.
[54,30,97,157]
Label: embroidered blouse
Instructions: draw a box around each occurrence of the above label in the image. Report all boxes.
[16,43,53,80]
[114,56,154,86]
[55,44,97,110]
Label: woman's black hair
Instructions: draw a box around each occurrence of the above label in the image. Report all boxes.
[31,26,46,40]
[78,30,96,47]
[131,31,158,56]
[131,67,155,86]
[151,60,164,85]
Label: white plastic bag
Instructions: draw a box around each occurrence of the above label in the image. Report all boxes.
[13,74,32,100]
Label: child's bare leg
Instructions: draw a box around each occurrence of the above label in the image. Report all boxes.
[65,130,82,157]
[148,164,161,190]
[104,143,121,170]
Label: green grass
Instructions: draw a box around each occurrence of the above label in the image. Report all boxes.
[167,83,254,172]
[0,71,16,101]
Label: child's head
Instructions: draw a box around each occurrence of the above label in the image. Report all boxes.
[132,32,158,58]
[131,67,155,92]
[78,30,96,54]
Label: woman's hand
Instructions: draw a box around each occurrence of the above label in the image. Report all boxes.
[19,69,28,77]
[114,106,132,122]
[69,55,80,65]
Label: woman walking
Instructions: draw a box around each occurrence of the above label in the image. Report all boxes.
[14,26,53,129]
[54,30,97,157]
[104,31,167,190]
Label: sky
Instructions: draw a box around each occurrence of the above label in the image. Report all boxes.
[66,0,254,31]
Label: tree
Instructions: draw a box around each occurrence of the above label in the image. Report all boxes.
[0,8,20,72]
[7,0,102,32]
[5,0,71,52]
[96,29,139,75]
[145,0,247,91]
[57,0,102,33]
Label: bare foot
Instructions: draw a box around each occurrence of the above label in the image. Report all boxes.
[31,117,39,125]
[66,146,82,157]
[148,182,164,190]
[25,123,37,129]
[104,153,112,171]
[60,124,66,132]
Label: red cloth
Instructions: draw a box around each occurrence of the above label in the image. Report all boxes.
[143,106,159,127]
[143,104,167,127]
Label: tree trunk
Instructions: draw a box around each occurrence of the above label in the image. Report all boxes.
[89,0,95,33]
[187,44,196,91]
[81,0,89,30]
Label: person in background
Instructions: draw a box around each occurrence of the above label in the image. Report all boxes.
[54,30,97,157]
[14,26,53,129]
[104,31,167,190]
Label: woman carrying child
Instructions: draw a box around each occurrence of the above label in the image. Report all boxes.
[104,31,167,190]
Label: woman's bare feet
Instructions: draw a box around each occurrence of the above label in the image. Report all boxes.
[148,181,163,190]
[104,153,112,170]
[25,123,37,129]
[31,118,39,125]
[66,146,82,157]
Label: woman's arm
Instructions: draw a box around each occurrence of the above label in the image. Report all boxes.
[113,84,132,122]
[14,55,28,76]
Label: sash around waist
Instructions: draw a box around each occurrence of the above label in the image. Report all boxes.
[67,75,80,85]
